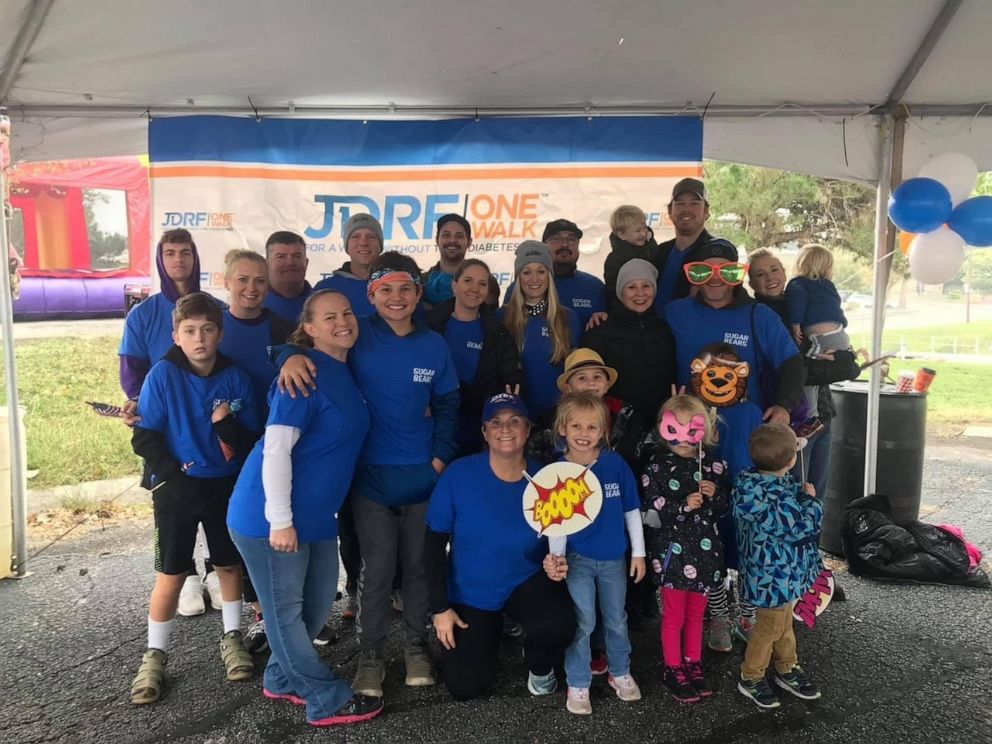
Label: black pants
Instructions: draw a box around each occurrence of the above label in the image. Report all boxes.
[338,498,361,595]
[441,571,575,701]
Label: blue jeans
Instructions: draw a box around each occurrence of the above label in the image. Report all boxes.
[563,552,631,688]
[232,531,353,722]
[792,418,832,498]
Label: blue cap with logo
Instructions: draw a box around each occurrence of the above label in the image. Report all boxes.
[481,393,530,423]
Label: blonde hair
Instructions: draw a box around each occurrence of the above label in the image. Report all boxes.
[794,243,834,281]
[224,249,267,280]
[609,205,647,234]
[658,394,719,449]
[502,272,572,365]
[554,392,610,449]
[286,289,348,348]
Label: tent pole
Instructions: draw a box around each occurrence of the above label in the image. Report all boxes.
[863,114,902,495]
[0,140,28,576]
[0,0,56,103]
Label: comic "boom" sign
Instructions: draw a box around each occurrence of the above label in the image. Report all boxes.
[521,461,603,538]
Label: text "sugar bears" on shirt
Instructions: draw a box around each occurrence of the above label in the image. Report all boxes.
[604,481,621,499]
[413,367,436,383]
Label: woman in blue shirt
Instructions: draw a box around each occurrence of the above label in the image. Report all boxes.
[425,393,576,700]
[220,250,294,412]
[227,290,382,727]
[498,241,582,427]
[426,258,523,457]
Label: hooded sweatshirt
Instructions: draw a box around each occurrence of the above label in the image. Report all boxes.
[118,238,204,399]
[314,261,374,316]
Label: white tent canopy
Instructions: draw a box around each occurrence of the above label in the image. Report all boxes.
[1,0,991,180]
[1,0,990,577]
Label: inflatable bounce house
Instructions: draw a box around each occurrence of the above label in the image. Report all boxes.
[7,156,150,319]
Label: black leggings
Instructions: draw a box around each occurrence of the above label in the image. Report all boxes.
[441,570,575,701]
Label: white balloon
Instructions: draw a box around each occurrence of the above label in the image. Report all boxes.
[908,227,966,285]
[918,152,979,206]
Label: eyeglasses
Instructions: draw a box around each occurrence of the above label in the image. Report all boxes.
[683,262,749,286]
[546,234,579,245]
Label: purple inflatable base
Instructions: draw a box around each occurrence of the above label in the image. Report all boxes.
[13,275,150,320]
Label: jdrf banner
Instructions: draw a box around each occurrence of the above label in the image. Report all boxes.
[149,116,703,292]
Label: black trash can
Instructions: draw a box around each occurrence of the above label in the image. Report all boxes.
[821,381,927,555]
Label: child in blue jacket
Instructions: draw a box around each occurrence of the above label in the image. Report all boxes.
[733,423,823,710]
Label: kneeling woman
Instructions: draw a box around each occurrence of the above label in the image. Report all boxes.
[227,290,382,727]
[426,393,576,700]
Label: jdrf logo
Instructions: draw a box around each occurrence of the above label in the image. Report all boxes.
[162,212,234,229]
[306,192,540,241]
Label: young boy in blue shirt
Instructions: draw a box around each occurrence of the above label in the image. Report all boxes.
[129,293,262,705]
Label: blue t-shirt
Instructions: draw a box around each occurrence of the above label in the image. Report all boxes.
[119,293,177,366]
[263,283,312,322]
[657,248,692,310]
[443,317,486,452]
[314,274,374,317]
[504,271,606,328]
[136,355,262,479]
[561,450,640,561]
[496,308,582,422]
[426,453,547,611]
[350,315,460,466]
[228,351,370,543]
[219,310,283,408]
[665,298,799,410]
[715,401,765,480]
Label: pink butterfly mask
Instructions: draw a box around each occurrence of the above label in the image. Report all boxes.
[659,411,706,445]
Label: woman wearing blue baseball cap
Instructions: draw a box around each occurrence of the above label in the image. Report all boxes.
[425,393,576,700]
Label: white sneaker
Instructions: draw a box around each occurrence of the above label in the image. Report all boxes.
[203,571,223,611]
[178,574,206,616]
[566,686,592,715]
[608,673,642,702]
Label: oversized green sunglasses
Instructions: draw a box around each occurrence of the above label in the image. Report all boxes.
[683,261,749,286]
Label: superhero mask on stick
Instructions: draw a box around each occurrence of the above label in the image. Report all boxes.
[659,410,706,446]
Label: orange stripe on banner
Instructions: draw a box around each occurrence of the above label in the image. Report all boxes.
[150,164,702,182]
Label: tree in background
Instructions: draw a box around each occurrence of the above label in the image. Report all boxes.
[82,189,128,270]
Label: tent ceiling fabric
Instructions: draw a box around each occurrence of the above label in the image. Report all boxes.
[2,0,991,179]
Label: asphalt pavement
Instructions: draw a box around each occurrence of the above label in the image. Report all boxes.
[2,436,991,744]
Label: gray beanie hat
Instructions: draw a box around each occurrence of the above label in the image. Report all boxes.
[343,212,384,247]
[513,240,553,276]
[615,258,658,299]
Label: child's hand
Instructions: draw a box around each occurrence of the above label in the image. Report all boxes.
[791,324,804,345]
[121,399,141,427]
[278,354,317,398]
[686,492,703,510]
[211,401,231,423]
[630,556,646,583]
[804,482,817,498]
[699,480,716,498]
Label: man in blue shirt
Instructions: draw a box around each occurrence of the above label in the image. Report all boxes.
[656,178,714,309]
[263,231,312,321]
[423,213,472,309]
[503,219,607,328]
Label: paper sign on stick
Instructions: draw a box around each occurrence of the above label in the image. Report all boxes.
[522,461,603,538]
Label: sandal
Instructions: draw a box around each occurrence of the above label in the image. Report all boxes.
[130,648,167,705]
[220,630,254,682]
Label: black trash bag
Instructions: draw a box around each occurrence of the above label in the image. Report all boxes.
[842,492,990,589]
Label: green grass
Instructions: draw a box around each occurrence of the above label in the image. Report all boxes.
[0,335,139,488]
[850,320,992,356]
[859,356,992,426]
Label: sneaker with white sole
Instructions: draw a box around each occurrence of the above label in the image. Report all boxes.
[706,616,733,653]
[203,571,223,611]
[774,665,822,700]
[178,574,206,617]
[566,686,592,715]
[608,673,642,702]
[526,669,557,696]
[244,616,268,654]
[404,645,435,687]
[352,652,386,697]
